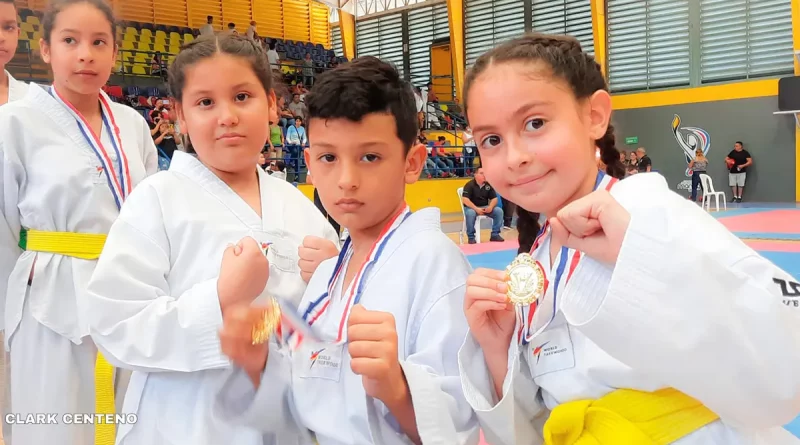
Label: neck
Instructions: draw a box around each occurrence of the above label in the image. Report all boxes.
[546,168,599,219]
[347,201,406,257]
[210,164,259,191]
[55,85,100,118]
[1,69,8,89]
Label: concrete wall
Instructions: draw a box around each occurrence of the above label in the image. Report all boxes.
[612,96,796,202]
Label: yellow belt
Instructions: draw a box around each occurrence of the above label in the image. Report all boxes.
[20,228,116,445]
[543,387,719,445]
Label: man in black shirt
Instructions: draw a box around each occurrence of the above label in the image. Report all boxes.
[461,168,504,244]
[636,147,652,173]
[725,141,752,202]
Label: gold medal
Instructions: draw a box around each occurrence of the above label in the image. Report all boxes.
[505,253,545,306]
[251,297,282,345]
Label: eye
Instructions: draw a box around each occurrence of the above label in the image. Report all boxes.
[319,154,336,163]
[63,37,75,44]
[362,153,380,162]
[525,118,545,131]
[93,39,107,46]
[480,135,502,150]
[197,98,212,107]
[235,93,250,102]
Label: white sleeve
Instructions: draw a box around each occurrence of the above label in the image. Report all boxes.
[562,180,800,430]
[459,336,545,445]
[0,144,23,332]
[367,284,482,445]
[214,342,310,440]
[86,184,229,373]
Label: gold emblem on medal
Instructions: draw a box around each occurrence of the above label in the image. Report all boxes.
[505,253,545,306]
[251,297,282,345]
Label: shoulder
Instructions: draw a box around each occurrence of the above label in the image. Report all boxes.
[110,102,147,128]
[117,172,171,226]
[743,150,752,157]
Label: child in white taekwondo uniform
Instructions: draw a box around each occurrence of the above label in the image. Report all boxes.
[85,34,340,445]
[0,0,158,444]
[213,56,481,445]
[0,0,26,440]
[457,33,800,445]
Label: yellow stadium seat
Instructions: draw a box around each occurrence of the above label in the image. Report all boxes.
[20,22,33,33]
[183,34,193,43]
[124,27,137,36]
[134,54,148,64]
[169,32,181,43]
[26,16,39,25]
[140,29,152,38]
[169,45,180,54]
[153,43,166,53]
[121,40,135,50]
[155,30,166,40]
[29,39,39,51]
[136,41,150,51]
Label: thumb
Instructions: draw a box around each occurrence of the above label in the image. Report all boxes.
[551,217,613,263]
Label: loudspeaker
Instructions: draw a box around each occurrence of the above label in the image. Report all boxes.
[778,76,800,111]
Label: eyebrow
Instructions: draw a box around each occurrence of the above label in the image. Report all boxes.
[470,100,552,134]
[189,82,257,96]
[312,141,389,150]
[59,28,111,37]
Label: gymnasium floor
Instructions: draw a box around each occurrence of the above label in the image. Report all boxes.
[456,202,800,437]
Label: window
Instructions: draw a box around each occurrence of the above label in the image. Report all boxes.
[356,13,405,76]
[464,0,526,67]
[606,0,691,92]
[700,0,794,83]
[407,3,450,85]
[331,25,343,57]
[531,0,594,55]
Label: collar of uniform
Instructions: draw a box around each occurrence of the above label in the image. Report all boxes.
[390,207,442,242]
[5,70,26,102]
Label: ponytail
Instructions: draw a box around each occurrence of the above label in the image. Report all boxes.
[516,208,541,254]
[597,122,624,180]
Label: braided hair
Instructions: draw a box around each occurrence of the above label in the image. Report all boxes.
[463,33,624,254]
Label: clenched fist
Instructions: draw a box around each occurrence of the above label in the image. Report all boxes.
[218,237,270,312]
[347,304,407,405]
[298,235,339,282]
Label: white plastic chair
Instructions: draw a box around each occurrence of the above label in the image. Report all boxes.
[457,187,488,244]
[700,174,726,212]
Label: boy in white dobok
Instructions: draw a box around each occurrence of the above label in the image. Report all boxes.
[215,57,480,445]
[0,0,26,106]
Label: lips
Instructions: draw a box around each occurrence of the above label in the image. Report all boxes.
[335,198,364,211]
[216,133,245,141]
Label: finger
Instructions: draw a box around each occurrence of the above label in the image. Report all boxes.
[466,299,512,316]
[348,323,395,342]
[348,306,394,327]
[472,268,509,282]
[298,247,332,262]
[347,340,393,359]
[466,272,508,293]
[465,286,508,305]
[350,357,390,377]
[302,235,334,250]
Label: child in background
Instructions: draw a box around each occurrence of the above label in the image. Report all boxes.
[214,57,480,445]
[85,34,339,445]
[0,0,26,106]
[0,0,158,443]
[459,33,800,444]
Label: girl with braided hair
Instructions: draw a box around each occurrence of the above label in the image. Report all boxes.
[458,33,800,444]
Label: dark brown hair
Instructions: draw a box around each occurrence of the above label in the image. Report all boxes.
[464,33,625,253]
[167,33,272,153]
[42,0,116,44]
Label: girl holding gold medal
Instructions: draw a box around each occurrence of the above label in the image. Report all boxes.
[458,33,800,445]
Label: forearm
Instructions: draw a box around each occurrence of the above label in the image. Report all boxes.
[384,379,421,445]
[486,348,509,399]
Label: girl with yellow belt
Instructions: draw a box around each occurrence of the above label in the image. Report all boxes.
[458,33,800,445]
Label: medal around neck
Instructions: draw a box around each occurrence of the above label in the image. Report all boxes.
[251,297,282,345]
[505,253,545,306]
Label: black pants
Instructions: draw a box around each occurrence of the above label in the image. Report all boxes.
[691,171,704,201]
[313,188,341,234]
[503,200,516,227]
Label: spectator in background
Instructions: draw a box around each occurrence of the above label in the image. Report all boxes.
[149,110,178,160]
[463,136,477,176]
[688,148,708,202]
[199,15,213,36]
[277,96,293,128]
[461,168,504,243]
[302,53,314,87]
[636,147,652,173]
[285,117,307,178]
[227,22,237,34]
[413,86,425,129]
[288,93,307,120]
[246,20,257,39]
[268,120,283,159]
[626,150,638,176]
[267,41,280,71]
[725,140,752,203]
[268,160,287,180]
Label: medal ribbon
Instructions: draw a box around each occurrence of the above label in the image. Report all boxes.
[282,205,412,350]
[518,171,618,345]
[49,87,131,210]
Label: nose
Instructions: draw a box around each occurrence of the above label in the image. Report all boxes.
[505,135,534,171]
[337,159,359,191]
[76,41,94,63]
[218,100,239,127]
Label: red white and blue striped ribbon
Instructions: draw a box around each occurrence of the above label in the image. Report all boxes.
[281,205,412,350]
[517,171,618,345]
[49,87,131,211]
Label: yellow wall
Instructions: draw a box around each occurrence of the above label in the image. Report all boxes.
[298,178,471,214]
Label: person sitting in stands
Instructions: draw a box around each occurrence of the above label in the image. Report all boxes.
[461,168,504,244]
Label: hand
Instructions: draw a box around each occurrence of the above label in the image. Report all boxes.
[464,268,516,354]
[218,237,270,312]
[219,305,270,386]
[347,305,406,405]
[549,190,630,264]
[298,236,339,282]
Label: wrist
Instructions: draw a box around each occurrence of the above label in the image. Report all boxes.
[381,368,411,409]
